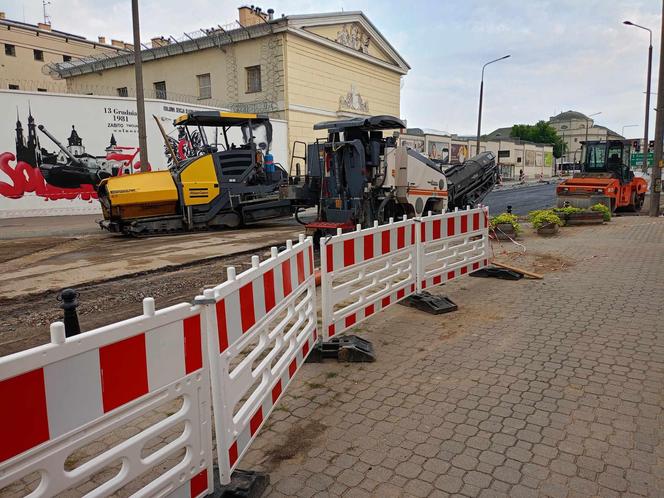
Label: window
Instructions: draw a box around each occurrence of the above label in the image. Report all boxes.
[34,49,44,61]
[8,84,19,90]
[197,73,211,99]
[246,65,261,93]
[37,88,47,92]
[153,81,167,99]
[5,44,16,56]
[117,87,128,97]
[63,55,71,62]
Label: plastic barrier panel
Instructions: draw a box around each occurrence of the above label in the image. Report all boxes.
[0,298,213,498]
[200,235,317,485]
[320,217,417,340]
[416,206,490,291]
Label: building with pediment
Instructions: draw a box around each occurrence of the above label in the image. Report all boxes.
[48,6,410,158]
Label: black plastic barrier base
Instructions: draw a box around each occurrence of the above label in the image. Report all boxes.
[470,266,523,280]
[400,292,458,315]
[211,467,269,498]
[306,335,376,362]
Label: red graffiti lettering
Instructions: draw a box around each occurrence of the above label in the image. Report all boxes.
[0,152,97,202]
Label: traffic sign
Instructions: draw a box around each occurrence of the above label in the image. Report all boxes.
[630,152,654,167]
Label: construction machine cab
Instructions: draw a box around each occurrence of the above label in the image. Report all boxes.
[582,140,634,184]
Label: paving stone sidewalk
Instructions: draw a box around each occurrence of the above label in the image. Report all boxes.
[241,217,664,498]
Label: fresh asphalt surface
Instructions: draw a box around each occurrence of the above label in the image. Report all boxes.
[483,182,557,216]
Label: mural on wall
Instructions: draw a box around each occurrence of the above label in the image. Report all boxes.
[525,150,536,167]
[335,23,370,54]
[427,141,449,163]
[450,143,468,164]
[400,138,424,153]
[339,84,369,113]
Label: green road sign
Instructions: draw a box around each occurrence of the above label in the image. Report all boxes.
[630,152,654,167]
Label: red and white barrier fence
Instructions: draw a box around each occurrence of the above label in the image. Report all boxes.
[416,206,490,292]
[319,216,418,340]
[0,298,213,498]
[198,234,317,485]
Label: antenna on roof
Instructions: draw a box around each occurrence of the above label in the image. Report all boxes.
[42,0,51,25]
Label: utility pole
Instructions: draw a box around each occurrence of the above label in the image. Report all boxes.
[649,0,664,217]
[476,55,510,153]
[132,0,149,172]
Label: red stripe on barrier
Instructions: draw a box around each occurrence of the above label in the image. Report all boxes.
[302,340,309,358]
[314,329,318,341]
[473,212,480,230]
[397,288,405,300]
[250,407,263,436]
[229,442,238,467]
[288,358,297,378]
[422,280,427,289]
[433,275,442,285]
[216,300,229,353]
[365,304,375,317]
[183,315,203,374]
[263,269,276,313]
[484,258,489,266]
[328,324,335,337]
[420,223,426,243]
[447,270,455,280]
[460,214,468,233]
[296,251,305,284]
[411,284,415,293]
[100,334,149,413]
[282,259,292,297]
[326,244,333,273]
[447,217,455,236]
[363,233,374,260]
[433,219,441,240]
[0,368,50,462]
[271,380,282,403]
[345,313,356,328]
[190,469,209,498]
[239,283,256,333]
[397,226,405,249]
[343,239,355,267]
[473,262,480,270]
[411,224,415,245]
[461,266,468,275]
[381,230,390,254]
[382,295,391,308]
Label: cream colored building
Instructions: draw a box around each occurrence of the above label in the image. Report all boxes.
[0,12,129,93]
[48,7,409,158]
[548,111,623,165]
[400,128,554,180]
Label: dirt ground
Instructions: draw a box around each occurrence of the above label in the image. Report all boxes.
[0,214,310,356]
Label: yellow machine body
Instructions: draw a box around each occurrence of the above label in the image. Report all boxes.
[100,171,179,220]
[179,155,220,205]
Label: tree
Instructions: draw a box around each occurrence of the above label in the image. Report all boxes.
[510,120,567,158]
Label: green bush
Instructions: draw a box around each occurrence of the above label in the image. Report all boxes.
[529,210,563,229]
[591,203,611,222]
[490,213,521,234]
[552,206,584,216]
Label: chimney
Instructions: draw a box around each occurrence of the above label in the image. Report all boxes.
[238,5,269,26]
[124,42,134,51]
[111,39,125,48]
[98,36,106,44]
[37,22,51,31]
[267,8,274,20]
[151,36,170,48]
[0,12,6,20]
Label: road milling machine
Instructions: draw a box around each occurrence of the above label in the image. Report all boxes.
[281,115,498,238]
[556,140,648,212]
[97,112,292,235]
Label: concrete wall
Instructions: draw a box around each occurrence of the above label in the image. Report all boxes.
[0,90,287,218]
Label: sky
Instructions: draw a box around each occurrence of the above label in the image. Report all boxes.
[4,0,662,138]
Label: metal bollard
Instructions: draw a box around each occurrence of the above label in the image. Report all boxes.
[507,205,513,214]
[57,288,81,337]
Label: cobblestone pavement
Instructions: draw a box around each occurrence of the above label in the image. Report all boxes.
[241,217,664,498]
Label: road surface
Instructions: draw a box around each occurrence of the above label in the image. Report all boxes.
[483,182,557,216]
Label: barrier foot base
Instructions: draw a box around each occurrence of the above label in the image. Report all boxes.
[400,292,458,315]
[306,335,376,362]
[470,266,523,280]
[211,467,269,498]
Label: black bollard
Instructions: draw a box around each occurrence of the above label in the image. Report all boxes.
[58,288,81,337]
[507,205,513,214]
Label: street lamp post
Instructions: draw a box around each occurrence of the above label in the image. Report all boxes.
[624,20,653,172]
[622,124,639,137]
[476,55,510,153]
